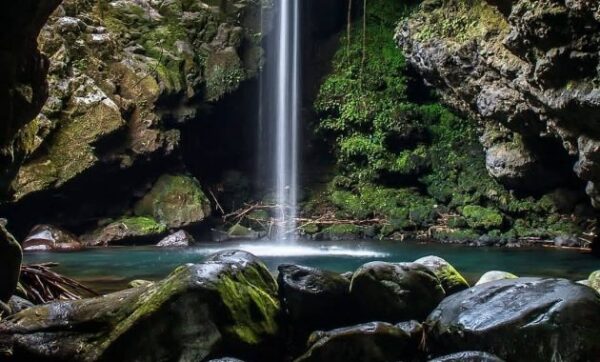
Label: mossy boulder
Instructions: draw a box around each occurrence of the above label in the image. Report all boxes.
[0,250,281,361]
[414,256,469,295]
[156,230,196,247]
[350,262,445,322]
[588,270,600,293]
[318,224,363,241]
[295,322,422,362]
[135,174,212,228]
[461,206,504,230]
[426,278,600,361]
[475,271,518,286]
[82,216,167,246]
[227,224,260,240]
[0,223,22,303]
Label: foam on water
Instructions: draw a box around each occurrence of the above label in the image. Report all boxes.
[195,242,389,258]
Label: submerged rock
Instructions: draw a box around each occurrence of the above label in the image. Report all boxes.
[350,262,445,322]
[295,322,420,362]
[0,250,281,361]
[278,265,353,334]
[475,271,518,286]
[0,223,22,303]
[428,351,505,362]
[134,174,212,229]
[414,256,469,295]
[156,230,196,247]
[82,216,167,246]
[22,224,82,251]
[427,278,600,361]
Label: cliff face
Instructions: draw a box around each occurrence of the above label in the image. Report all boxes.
[3,0,264,202]
[397,0,600,208]
[0,0,63,199]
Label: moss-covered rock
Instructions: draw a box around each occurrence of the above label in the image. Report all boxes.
[82,216,167,246]
[0,250,281,361]
[475,271,518,286]
[588,270,600,293]
[414,256,469,295]
[318,224,363,241]
[134,174,212,228]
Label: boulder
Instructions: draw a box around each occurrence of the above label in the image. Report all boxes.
[295,322,421,362]
[0,223,22,303]
[227,224,261,240]
[414,256,469,295]
[350,262,445,322]
[427,278,600,361]
[0,250,281,361]
[134,174,212,228]
[156,230,196,247]
[22,224,82,251]
[81,216,167,246]
[278,265,353,335]
[428,351,505,362]
[475,271,517,286]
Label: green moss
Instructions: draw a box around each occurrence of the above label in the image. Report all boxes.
[461,205,504,230]
[322,224,362,236]
[114,216,168,235]
[588,271,600,293]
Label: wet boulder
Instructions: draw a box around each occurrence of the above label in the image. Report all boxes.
[295,322,421,362]
[278,264,352,326]
[0,223,22,303]
[156,230,196,247]
[428,351,505,362]
[22,224,82,251]
[426,278,600,362]
[350,262,445,322]
[0,250,281,361]
[588,270,600,293]
[134,174,212,228]
[414,256,469,295]
[81,216,167,246]
[475,271,517,286]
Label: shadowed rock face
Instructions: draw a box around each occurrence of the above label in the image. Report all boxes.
[426,277,600,362]
[397,0,600,205]
[0,0,62,197]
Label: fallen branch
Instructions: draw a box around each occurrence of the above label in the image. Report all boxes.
[19,263,99,304]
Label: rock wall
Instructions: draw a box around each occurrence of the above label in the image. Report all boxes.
[3,0,264,203]
[0,0,62,198]
[397,0,600,209]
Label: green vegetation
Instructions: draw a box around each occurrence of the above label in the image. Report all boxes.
[311,0,581,240]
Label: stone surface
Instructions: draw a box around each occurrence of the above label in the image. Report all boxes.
[0,250,281,361]
[427,278,600,361]
[22,224,82,251]
[350,262,445,322]
[81,216,167,246]
[428,351,505,362]
[397,0,600,206]
[135,174,212,228]
[4,0,264,202]
[156,230,196,247]
[295,322,420,362]
[475,271,518,286]
[588,270,600,293]
[414,256,470,295]
[278,265,353,332]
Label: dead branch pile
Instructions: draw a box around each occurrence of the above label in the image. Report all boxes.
[19,263,99,304]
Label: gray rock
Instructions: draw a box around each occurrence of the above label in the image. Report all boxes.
[156,230,196,247]
[475,271,517,286]
[23,224,82,251]
[427,278,600,361]
[428,351,505,362]
[295,322,420,362]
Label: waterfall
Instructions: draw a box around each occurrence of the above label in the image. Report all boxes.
[263,0,301,241]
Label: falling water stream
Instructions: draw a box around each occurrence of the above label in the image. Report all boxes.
[274,0,301,240]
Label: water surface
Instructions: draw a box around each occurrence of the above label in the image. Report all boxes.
[24,240,599,293]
